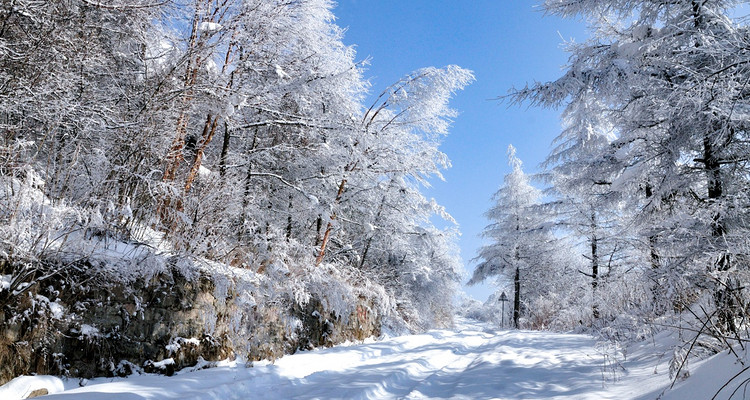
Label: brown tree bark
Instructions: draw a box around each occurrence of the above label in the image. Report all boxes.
[315,178,347,265]
[183,114,219,193]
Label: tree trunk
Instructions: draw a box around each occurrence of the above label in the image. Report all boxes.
[644,184,661,270]
[359,179,394,269]
[219,121,230,178]
[591,211,600,320]
[513,265,520,329]
[315,215,323,246]
[184,114,219,193]
[591,232,600,320]
[156,1,204,229]
[159,2,233,228]
[704,132,736,333]
[162,0,202,184]
[239,129,258,241]
[286,194,293,241]
[315,178,347,265]
[644,183,666,312]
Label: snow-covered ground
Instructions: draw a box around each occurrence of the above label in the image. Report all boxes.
[3,318,748,399]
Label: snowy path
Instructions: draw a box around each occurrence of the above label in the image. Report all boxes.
[37,319,639,400]
[17,318,748,399]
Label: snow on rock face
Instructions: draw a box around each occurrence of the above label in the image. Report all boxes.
[166,337,202,354]
[0,177,381,386]
[0,262,234,385]
[34,295,64,320]
[144,358,177,376]
[153,358,175,368]
[0,256,381,386]
[76,324,101,339]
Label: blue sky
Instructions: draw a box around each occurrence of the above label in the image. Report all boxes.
[334,1,587,301]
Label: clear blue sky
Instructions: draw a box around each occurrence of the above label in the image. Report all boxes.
[334,1,587,301]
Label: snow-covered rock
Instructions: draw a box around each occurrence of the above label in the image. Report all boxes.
[0,375,64,400]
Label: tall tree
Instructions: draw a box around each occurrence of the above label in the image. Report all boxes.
[314,66,474,267]
[539,99,631,321]
[470,145,556,328]
[516,0,750,331]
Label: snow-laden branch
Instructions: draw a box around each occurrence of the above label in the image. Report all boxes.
[80,0,169,10]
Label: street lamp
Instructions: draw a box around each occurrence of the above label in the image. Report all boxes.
[499,291,508,328]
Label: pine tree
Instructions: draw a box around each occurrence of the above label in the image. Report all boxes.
[516,0,750,331]
[470,145,557,328]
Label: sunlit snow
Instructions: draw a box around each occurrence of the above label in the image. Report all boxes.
[5,318,743,400]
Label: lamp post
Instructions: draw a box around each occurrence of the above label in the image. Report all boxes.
[499,291,508,328]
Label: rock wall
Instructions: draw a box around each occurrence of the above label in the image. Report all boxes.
[0,259,380,385]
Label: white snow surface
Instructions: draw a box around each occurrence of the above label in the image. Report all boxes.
[76,324,101,339]
[0,274,10,290]
[198,22,222,32]
[0,375,64,399]
[6,318,748,399]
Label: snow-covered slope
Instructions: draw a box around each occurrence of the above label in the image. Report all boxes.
[5,318,747,399]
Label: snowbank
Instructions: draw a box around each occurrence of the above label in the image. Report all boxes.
[0,375,64,400]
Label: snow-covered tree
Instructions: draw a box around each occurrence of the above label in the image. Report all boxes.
[0,0,471,342]
[539,99,637,321]
[470,145,559,328]
[516,0,750,332]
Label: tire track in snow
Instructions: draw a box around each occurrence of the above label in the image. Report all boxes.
[399,325,605,400]
[355,325,504,399]
[402,332,502,399]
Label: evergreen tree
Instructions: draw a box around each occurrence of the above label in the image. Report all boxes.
[470,145,557,328]
[516,0,750,331]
